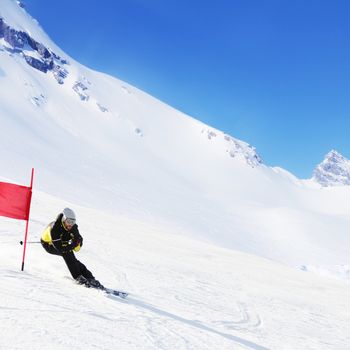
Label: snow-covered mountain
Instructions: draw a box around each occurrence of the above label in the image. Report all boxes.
[1,0,350,267]
[312,150,350,187]
[1,2,350,349]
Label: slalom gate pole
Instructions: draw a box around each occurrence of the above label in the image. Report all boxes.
[21,168,34,271]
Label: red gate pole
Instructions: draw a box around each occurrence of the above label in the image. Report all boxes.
[21,168,34,271]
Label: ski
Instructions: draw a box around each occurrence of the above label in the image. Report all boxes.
[74,277,128,298]
[102,287,128,299]
[86,284,129,298]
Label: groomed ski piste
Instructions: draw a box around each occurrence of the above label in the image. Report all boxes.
[1,189,350,350]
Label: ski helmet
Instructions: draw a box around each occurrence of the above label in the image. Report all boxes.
[62,207,76,225]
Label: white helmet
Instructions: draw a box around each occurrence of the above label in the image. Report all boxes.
[62,207,76,225]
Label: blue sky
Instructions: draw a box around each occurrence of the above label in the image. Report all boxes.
[26,0,350,178]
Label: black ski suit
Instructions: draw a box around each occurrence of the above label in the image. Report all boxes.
[41,213,94,280]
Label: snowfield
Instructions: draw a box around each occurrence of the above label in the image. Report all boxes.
[1,1,350,349]
[1,190,350,350]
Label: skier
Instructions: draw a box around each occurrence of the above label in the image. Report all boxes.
[40,207,102,289]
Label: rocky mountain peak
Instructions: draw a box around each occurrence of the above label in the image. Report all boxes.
[312,150,350,187]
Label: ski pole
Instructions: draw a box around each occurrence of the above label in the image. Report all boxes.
[19,240,40,245]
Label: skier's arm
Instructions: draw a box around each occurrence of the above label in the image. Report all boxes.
[71,227,83,252]
[60,227,83,253]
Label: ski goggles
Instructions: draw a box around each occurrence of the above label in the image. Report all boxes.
[64,218,76,225]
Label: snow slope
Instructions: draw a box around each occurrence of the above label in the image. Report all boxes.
[0,1,350,349]
[1,191,350,350]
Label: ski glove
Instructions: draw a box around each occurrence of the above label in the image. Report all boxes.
[73,236,83,252]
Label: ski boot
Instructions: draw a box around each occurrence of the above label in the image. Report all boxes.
[87,278,104,289]
[75,275,91,287]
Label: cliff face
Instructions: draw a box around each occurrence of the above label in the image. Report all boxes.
[0,16,68,83]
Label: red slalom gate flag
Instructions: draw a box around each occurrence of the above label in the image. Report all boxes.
[0,182,32,220]
[0,169,34,271]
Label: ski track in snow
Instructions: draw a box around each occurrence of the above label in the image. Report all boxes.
[0,209,271,350]
[0,268,267,350]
